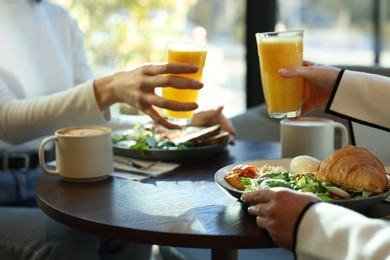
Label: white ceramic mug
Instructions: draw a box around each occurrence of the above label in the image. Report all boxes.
[280,117,349,159]
[39,126,113,182]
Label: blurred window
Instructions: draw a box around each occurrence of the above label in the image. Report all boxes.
[381,0,390,66]
[277,0,376,66]
[53,0,246,118]
[248,0,390,108]
[49,0,390,115]
[278,0,390,67]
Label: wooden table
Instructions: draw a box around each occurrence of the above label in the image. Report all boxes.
[36,140,390,260]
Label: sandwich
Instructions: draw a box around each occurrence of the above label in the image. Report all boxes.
[174,124,230,147]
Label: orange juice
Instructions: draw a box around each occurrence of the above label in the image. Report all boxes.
[256,30,304,118]
[162,42,207,125]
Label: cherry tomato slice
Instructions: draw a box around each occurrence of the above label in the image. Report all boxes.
[330,193,344,200]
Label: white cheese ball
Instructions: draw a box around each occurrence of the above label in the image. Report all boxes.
[290,155,321,173]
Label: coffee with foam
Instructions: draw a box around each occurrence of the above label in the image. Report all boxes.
[61,126,108,136]
[39,125,113,182]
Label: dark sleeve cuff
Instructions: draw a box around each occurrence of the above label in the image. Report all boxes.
[325,69,345,113]
[292,201,322,259]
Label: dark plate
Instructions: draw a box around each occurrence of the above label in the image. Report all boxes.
[112,128,229,163]
[215,159,390,212]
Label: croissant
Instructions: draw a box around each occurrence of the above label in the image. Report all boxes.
[316,145,387,194]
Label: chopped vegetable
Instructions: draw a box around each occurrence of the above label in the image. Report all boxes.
[322,184,351,198]
[242,169,373,201]
[112,123,194,150]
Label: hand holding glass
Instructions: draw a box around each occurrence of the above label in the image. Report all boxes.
[256,30,304,119]
[162,41,207,126]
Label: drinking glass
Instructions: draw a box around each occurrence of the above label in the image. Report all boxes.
[162,41,208,126]
[256,30,304,119]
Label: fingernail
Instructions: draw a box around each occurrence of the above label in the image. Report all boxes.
[190,65,199,72]
[278,68,288,74]
[192,80,203,88]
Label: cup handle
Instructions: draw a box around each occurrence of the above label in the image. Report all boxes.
[334,122,349,148]
[39,135,59,175]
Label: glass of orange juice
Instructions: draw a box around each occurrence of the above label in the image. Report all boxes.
[256,30,304,119]
[162,41,208,126]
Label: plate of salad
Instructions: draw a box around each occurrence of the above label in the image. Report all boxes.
[214,158,390,212]
[112,123,230,163]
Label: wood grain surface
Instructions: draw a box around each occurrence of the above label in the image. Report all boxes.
[36,140,390,252]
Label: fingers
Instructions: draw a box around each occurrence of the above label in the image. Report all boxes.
[140,106,183,129]
[141,62,200,75]
[278,63,341,86]
[241,189,272,204]
[134,74,203,92]
[216,106,237,136]
[152,115,183,129]
[243,188,319,251]
[277,60,320,79]
[135,63,204,91]
[256,216,268,229]
[303,60,317,67]
[221,119,236,136]
[140,62,204,89]
[278,66,312,79]
[151,75,204,90]
[215,106,224,114]
[300,102,312,116]
[139,94,199,112]
[247,204,266,217]
[98,62,205,123]
[244,189,275,220]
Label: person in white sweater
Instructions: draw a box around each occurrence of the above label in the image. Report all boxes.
[0,0,234,259]
[241,61,390,259]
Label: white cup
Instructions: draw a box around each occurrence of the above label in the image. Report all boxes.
[280,117,349,160]
[39,126,113,182]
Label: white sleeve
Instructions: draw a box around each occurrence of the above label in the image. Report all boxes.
[328,70,390,130]
[0,79,107,144]
[295,203,390,260]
